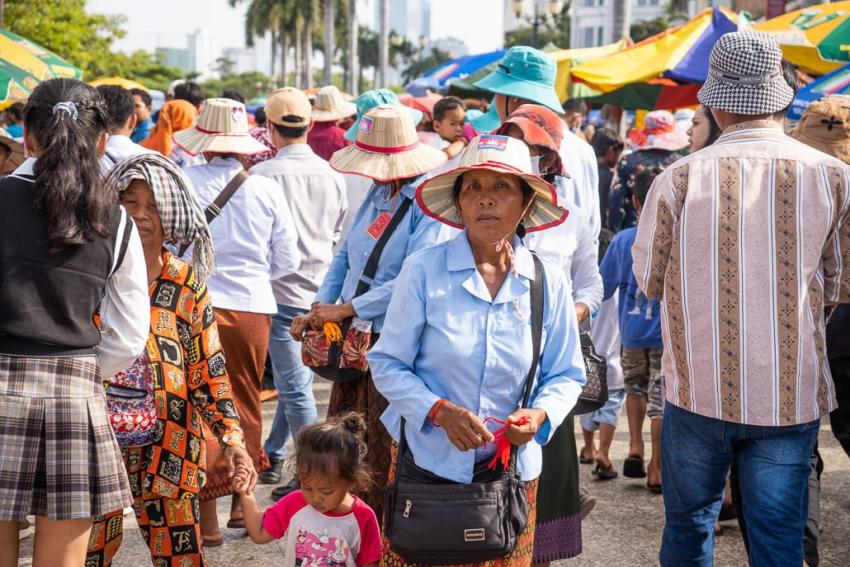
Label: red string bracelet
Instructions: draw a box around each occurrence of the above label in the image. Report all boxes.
[429,399,447,427]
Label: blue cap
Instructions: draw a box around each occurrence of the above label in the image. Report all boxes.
[344,89,424,141]
[473,46,562,114]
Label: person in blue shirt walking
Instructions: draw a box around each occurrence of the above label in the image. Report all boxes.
[599,165,666,490]
[289,104,447,521]
[369,136,586,566]
[129,88,154,143]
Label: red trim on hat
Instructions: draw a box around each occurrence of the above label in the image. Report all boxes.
[194,126,253,137]
[354,140,419,154]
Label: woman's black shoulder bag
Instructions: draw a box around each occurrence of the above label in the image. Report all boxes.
[383,253,544,564]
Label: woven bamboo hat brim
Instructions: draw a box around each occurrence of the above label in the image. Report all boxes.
[330,104,447,182]
[173,98,269,156]
[312,85,357,122]
[417,134,568,233]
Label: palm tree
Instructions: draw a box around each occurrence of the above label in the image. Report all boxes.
[323,0,334,85]
[347,0,358,94]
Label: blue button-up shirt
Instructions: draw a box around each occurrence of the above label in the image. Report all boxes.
[313,178,445,332]
[368,232,586,483]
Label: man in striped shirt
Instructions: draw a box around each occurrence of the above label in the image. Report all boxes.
[633,32,850,566]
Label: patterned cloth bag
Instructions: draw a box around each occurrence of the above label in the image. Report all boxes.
[106,350,157,448]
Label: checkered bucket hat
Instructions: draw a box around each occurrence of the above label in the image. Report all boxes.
[698,31,794,116]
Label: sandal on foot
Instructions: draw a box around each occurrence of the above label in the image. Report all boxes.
[226,518,245,529]
[623,455,647,479]
[647,482,662,494]
[579,453,594,465]
[202,533,224,547]
[593,463,618,480]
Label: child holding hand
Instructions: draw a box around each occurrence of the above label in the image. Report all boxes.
[235,412,381,566]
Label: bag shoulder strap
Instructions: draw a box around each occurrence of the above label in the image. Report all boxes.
[204,170,249,224]
[354,196,413,298]
[110,208,134,277]
[178,170,249,257]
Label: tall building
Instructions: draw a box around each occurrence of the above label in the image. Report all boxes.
[374,0,431,41]
[570,0,672,49]
[188,29,218,79]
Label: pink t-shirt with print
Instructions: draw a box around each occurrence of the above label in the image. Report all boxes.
[262,490,381,566]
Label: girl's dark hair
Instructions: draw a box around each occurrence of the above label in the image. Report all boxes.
[701,106,722,147]
[433,96,466,122]
[24,78,113,254]
[632,165,666,207]
[295,412,372,489]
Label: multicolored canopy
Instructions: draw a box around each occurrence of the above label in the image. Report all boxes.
[570,8,738,94]
[422,49,507,88]
[756,2,850,76]
[0,28,82,108]
[787,63,850,121]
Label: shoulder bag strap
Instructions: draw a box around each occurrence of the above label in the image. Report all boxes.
[178,170,249,257]
[508,251,545,470]
[353,196,413,298]
[110,209,134,277]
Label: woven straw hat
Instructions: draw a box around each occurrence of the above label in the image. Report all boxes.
[312,85,357,122]
[791,95,850,164]
[330,104,447,182]
[173,98,269,156]
[698,31,794,116]
[417,134,568,233]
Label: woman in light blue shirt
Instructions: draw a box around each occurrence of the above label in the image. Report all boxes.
[369,135,586,566]
[290,105,447,519]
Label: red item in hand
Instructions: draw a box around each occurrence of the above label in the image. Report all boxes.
[482,416,530,471]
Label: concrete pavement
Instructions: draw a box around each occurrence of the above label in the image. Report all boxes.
[18,376,850,566]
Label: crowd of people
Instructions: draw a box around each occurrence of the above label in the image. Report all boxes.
[0,30,848,567]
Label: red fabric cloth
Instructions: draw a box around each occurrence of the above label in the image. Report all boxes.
[308,121,352,161]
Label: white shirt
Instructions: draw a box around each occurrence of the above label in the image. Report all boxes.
[99,134,155,174]
[250,145,348,310]
[557,126,600,239]
[185,157,300,314]
[340,173,371,243]
[13,159,150,377]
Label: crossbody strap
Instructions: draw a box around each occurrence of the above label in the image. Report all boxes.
[178,170,249,257]
[353,197,413,298]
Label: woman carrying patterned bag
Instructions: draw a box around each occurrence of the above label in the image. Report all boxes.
[85,153,257,566]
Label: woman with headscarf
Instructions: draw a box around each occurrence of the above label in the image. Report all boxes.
[287,105,447,518]
[0,78,150,567]
[498,104,602,563]
[370,135,586,566]
[84,154,257,566]
[140,99,203,168]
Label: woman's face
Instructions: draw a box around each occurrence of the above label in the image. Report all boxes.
[688,105,713,152]
[456,169,530,243]
[120,180,165,250]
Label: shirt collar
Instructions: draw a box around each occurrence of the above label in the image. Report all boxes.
[369,176,422,210]
[446,231,536,303]
[717,119,784,142]
[207,155,243,168]
[275,144,315,158]
[12,157,36,177]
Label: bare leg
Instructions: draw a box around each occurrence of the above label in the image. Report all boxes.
[647,418,662,486]
[626,394,647,457]
[32,516,92,567]
[199,499,221,543]
[0,521,20,567]
[580,428,596,461]
[596,423,616,470]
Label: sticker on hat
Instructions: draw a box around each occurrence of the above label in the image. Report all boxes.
[230,106,245,123]
[360,115,374,134]
[478,135,509,151]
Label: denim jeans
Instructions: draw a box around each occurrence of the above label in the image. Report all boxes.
[262,305,318,462]
[660,402,819,567]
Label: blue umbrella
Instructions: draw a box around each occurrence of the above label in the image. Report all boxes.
[420,49,507,88]
[664,8,738,84]
[786,63,850,122]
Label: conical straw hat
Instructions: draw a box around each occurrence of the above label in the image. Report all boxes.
[416,134,568,232]
[312,85,357,122]
[173,98,269,156]
[330,104,447,182]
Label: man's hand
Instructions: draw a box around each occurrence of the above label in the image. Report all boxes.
[433,401,495,452]
[504,408,547,447]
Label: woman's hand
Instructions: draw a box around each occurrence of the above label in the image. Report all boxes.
[309,303,356,328]
[224,446,258,494]
[290,315,311,341]
[575,302,590,324]
[504,408,547,447]
[433,400,495,452]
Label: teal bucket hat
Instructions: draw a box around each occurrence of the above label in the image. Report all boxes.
[473,46,563,114]
[344,89,424,141]
[470,101,501,134]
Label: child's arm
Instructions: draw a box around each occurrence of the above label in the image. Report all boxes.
[240,491,276,544]
[444,139,467,159]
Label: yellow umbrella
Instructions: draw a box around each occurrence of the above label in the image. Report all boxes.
[550,40,630,101]
[755,2,850,76]
[0,28,82,80]
[89,77,149,91]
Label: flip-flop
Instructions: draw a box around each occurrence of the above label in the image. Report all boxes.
[623,455,647,479]
[593,463,618,480]
[202,534,224,547]
[226,518,245,529]
[647,482,662,494]
[579,454,594,465]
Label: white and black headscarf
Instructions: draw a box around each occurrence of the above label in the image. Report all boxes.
[106,153,215,284]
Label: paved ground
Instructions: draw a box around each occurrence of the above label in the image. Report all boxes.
[19,377,850,566]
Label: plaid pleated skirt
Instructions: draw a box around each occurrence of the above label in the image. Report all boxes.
[0,353,133,521]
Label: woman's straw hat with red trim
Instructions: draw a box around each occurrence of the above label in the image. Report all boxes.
[330,104,447,182]
[417,134,568,233]
[173,98,270,156]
